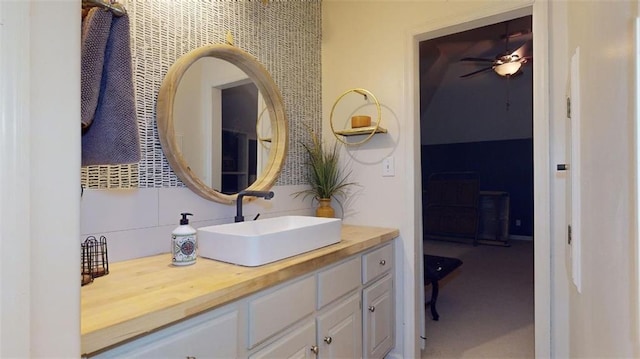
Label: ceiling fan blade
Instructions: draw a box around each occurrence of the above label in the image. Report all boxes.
[460,57,495,62]
[512,41,531,59]
[500,28,531,40]
[504,22,510,54]
[460,66,494,78]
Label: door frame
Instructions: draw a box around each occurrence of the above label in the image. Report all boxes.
[405,1,551,357]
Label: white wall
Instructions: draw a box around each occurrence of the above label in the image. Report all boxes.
[1,1,80,357]
[558,0,638,356]
[548,1,571,357]
[323,0,638,357]
[1,2,31,356]
[322,1,538,357]
[174,59,207,184]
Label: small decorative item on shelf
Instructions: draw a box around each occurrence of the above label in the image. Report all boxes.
[81,235,109,286]
[330,88,385,146]
[351,115,371,128]
[293,129,358,218]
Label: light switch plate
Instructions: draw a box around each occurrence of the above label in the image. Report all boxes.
[382,157,394,177]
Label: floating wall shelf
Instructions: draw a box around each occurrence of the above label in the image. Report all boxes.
[330,88,385,146]
[334,125,388,137]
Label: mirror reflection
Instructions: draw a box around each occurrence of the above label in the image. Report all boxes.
[173,57,271,194]
[157,44,287,205]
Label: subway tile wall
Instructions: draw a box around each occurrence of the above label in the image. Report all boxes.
[81,185,313,263]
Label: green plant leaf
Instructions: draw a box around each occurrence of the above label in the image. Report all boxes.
[292,129,358,202]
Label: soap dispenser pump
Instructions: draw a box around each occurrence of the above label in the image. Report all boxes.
[172,212,197,266]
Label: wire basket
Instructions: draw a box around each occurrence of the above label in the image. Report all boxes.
[81,235,109,286]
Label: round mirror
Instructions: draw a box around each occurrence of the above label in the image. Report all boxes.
[157,44,287,204]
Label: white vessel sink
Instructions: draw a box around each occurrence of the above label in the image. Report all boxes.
[197,216,342,266]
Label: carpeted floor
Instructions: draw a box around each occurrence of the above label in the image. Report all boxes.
[421,238,534,359]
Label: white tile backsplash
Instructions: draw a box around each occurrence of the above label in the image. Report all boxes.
[260,185,315,215]
[158,187,235,226]
[81,185,314,262]
[83,226,171,263]
[80,188,158,234]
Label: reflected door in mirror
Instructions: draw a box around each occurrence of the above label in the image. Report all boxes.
[221,82,258,194]
[157,44,288,204]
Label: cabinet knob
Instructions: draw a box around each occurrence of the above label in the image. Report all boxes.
[379,259,386,266]
[368,305,376,312]
[186,357,196,359]
[324,336,333,344]
[310,345,319,354]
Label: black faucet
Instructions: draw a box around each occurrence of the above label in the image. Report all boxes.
[235,190,274,222]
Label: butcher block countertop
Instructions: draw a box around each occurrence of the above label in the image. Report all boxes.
[81,224,399,355]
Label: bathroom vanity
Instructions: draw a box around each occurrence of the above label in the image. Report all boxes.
[82,224,398,358]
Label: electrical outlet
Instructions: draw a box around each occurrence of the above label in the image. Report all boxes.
[382,157,395,177]
[515,219,521,227]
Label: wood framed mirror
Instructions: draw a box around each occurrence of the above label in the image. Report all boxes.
[157,44,288,204]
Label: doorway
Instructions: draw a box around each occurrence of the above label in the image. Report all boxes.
[415,8,550,356]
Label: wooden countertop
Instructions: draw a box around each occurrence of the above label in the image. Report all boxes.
[81,224,399,355]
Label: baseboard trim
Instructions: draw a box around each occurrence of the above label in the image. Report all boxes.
[509,235,533,241]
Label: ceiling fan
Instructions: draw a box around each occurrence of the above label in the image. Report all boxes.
[459,21,532,78]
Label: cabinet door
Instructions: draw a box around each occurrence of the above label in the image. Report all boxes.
[93,309,238,358]
[362,273,393,359]
[316,292,362,359]
[250,320,316,359]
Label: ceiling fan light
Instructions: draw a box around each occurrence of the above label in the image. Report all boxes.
[494,61,522,76]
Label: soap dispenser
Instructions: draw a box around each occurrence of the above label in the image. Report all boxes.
[172,213,197,266]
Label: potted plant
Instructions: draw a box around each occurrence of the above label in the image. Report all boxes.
[293,130,357,218]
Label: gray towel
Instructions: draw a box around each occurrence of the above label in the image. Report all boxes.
[81,8,140,166]
[81,8,111,129]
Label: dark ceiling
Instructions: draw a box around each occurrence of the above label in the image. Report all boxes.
[420,15,533,78]
[419,15,533,110]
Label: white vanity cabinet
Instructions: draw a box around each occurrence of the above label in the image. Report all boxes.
[362,244,395,359]
[249,291,363,359]
[248,244,394,359]
[249,256,363,359]
[91,304,240,359]
[86,240,395,359]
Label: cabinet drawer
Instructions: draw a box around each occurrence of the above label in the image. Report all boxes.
[317,256,361,309]
[249,320,316,359]
[362,243,393,284]
[92,306,239,358]
[248,275,316,348]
